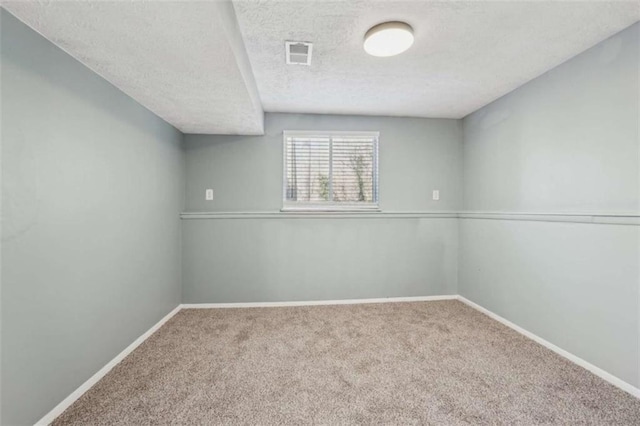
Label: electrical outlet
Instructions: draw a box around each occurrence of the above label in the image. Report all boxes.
[205,189,214,201]
[432,190,440,201]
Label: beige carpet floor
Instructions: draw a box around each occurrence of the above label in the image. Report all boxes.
[53,300,640,425]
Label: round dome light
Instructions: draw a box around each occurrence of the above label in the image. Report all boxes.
[364,21,414,57]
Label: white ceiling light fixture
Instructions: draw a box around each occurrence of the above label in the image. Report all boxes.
[364,21,414,57]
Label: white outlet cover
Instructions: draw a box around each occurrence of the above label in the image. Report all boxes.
[432,190,440,201]
[205,189,214,201]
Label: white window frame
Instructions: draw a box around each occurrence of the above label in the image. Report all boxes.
[282,130,380,212]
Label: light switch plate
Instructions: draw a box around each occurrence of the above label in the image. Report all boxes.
[205,189,214,201]
[432,190,440,201]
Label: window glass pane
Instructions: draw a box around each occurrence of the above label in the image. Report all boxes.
[284,132,378,209]
[332,138,375,203]
[285,137,330,202]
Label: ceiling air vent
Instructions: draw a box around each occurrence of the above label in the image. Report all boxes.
[285,41,313,66]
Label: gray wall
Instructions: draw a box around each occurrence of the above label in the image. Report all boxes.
[183,113,462,302]
[1,10,184,425]
[3,5,638,423]
[460,23,639,387]
[186,113,462,212]
[183,216,458,303]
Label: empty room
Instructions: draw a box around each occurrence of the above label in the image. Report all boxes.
[1,0,639,424]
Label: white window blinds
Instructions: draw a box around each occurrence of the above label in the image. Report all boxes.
[283,131,379,210]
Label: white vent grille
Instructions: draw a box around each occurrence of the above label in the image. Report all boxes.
[285,41,313,65]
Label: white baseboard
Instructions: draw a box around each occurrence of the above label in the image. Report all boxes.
[32,296,454,425]
[34,305,182,426]
[457,295,640,399]
[181,295,457,309]
[34,294,639,425]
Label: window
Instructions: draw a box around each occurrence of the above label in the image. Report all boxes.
[283,131,379,210]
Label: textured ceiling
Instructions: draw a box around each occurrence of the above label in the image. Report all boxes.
[234,0,640,119]
[2,1,639,134]
[2,0,264,134]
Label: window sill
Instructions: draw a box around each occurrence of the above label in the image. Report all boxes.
[281,205,381,213]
